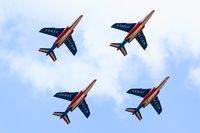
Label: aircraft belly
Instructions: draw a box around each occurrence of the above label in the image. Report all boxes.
[71,94,85,111]
[128,25,143,42]
[144,91,158,107]
[57,30,72,47]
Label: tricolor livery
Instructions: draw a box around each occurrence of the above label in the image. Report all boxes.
[125,76,169,120]
[39,15,83,61]
[110,10,155,56]
[53,79,96,124]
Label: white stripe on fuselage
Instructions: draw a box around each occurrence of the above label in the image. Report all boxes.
[143,89,158,107]
[127,12,153,42]
[70,93,85,111]
[56,29,72,46]
[127,23,144,42]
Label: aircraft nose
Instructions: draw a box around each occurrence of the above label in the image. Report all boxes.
[150,10,155,15]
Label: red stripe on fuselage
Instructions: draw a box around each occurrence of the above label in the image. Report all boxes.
[140,87,159,106]
[124,22,144,42]
[67,91,87,112]
[53,27,73,47]
[66,79,96,112]
[124,10,154,42]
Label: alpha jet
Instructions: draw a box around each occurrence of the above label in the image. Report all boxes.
[110,10,155,56]
[53,79,96,124]
[39,15,83,61]
[125,76,169,120]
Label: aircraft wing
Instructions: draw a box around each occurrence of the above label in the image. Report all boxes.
[135,31,148,50]
[127,88,151,98]
[111,23,136,32]
[64,36,77,55]
[150,96,162,114]
[78,100,90,118]
[54,92,78,101]
[39,28,64,37]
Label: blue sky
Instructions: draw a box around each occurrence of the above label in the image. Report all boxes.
[1,0,200,132]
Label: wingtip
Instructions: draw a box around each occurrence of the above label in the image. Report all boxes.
[126,89,131,93]
[53,93,59,97]
[39,28,44,32]
[166,76,170,81]
[111,24,115,28]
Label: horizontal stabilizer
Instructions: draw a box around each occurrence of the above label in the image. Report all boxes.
[39,48,50,53]
[135,111,142,120]
[125,108,136,113]
[63,114,70,124]
[110,43,120,48]
[119,46,127,56]
[110,43,127,56]
[53,112,70,124]
[53,112,63,117]
[39,48,57,62]
[125,108,142,120]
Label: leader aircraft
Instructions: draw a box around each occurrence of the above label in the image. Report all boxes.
[53,79,96,124]
[110,10,155,56]
[39,15,83,61]
[125,76,169,120]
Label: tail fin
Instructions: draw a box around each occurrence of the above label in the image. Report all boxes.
[110,43,127,56]
[125,108,142,120]
[53,112,70,124]
[39,48,57,62]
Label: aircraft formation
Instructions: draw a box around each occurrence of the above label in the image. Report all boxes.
[38,10,170,124]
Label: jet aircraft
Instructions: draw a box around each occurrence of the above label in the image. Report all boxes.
[110,10,155,56]
[39,15,83,61]
[53,79,96,124]
[125,76,169,120]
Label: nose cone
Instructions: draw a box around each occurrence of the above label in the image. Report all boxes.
[77,15,83,22]
[140,10,155,24]
[70,15,83,30]
[151,10,155,14]
[165,76,170,81]
[84,79,97,94]
[157,76,170,90]
[93,79,97,83]
[148,10,155,18]
[89,79,97,88]
[79,15,83,19]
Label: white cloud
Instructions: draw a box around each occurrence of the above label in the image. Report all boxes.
[189,66,200,91]
[1,0,200,105]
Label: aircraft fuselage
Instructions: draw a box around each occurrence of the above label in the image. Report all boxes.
[124,10,155,45]
[140,76,169,108]
[53,15,83,48]
[66,79,96,112]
